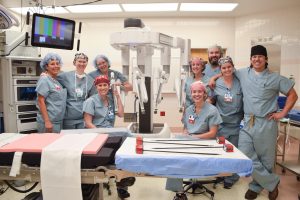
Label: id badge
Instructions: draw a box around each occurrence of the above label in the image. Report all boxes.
[188,115,195,124]
[108,109,115,120]
[55,84,61,91]
[224,92,233,102]
[75,88,83,97]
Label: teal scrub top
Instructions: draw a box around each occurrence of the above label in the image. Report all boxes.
[213,76,243,125]
[36,76,67,123]
[203,63,221,79]
[88,69,127,82]
[183,102,222,135]
[57,71,95,124]
[235,67,294,117]
[83,94,115,128]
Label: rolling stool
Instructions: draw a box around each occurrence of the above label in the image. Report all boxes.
[173,177,223,200]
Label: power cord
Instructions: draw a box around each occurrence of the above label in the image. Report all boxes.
[3,180,39,193]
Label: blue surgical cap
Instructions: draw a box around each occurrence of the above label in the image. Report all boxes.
[40,53,63,71]
[93,54,111,69]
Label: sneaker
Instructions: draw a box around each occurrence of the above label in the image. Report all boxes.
[268,181,279,200]
[117,177,136,187]
[245,189,258,200]
[223,181,233,189]
[117,188,130,199]
[173,193,188,200]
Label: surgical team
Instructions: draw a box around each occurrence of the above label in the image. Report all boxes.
[35,44,298,200]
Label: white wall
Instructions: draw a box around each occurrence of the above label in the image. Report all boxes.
[234,6,300,106]
[41,17,235,73]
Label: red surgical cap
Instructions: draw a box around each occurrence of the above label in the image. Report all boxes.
[94,75,110,86]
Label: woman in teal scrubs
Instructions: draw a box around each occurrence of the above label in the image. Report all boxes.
[57,53,95,129]
[184,57,208,108]
[83,75,124,128]
[166,81,222,193]
[88,54,132,92]
[36,53,67,133]
[212,56,243,188]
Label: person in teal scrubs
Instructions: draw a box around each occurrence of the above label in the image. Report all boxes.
[36,53,67,133]
[236,45,298,200]
[88,54,132,93]
[166,81,222,193]
[203,44,223,79]
[83,75,133,198]
[212,56,243,188]
[184,57,208,108]
[83,75,124,128]
[56,53,95,129]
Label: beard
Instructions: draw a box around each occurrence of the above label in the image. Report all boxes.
[209,57,219,66]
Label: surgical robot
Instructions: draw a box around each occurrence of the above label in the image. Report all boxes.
[110,18,190,134]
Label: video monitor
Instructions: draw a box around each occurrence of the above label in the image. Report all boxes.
[31,13,75,50]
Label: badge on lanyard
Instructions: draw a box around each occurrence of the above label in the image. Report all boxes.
[54,84,61,91]
[107,106,115,120]
[188,115,195,124]
[75,88,83,98]
[224,89,233,102]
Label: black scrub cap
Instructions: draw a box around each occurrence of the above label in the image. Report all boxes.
[251,45,267,57]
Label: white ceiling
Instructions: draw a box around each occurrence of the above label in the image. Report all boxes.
[1,0,300,19]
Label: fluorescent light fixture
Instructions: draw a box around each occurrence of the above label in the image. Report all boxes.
[122,3,178,12]
[180,3,238,12]
[66,4,122,13]
[10,7,69,15]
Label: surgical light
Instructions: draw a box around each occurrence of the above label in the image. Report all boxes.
[66,4,122,13]
[122,3,178,12]
[180,3,238,12]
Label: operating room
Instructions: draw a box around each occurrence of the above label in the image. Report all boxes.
[0,0,300,200]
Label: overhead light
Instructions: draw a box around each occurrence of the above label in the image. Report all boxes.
[10,7,69,15]
[122,3,178,12]
[180,3,238,12]
[66,4,122,13]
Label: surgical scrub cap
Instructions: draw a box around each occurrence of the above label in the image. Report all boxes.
[94,75,110,86]
[207,44,223,56]
[40,53,63,71]
[190,57,207,66]
[251,45,267,57]
[93,54,111,69]
[218,56,234,67]
[190,81,206,93]
[73,52,88,64]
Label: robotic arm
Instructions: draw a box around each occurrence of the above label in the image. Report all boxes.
[133,67,148,114]
[154,47,171,113]
[173,38,191,112]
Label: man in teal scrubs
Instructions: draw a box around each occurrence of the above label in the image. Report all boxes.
[203,44,223,79]
[237,45,298,200]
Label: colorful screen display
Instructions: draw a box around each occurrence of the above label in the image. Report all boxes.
[31,13,75,50]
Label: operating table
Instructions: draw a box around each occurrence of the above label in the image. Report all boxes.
[0,133,253,200]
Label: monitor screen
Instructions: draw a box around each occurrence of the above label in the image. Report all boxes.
[31,13,75,50]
